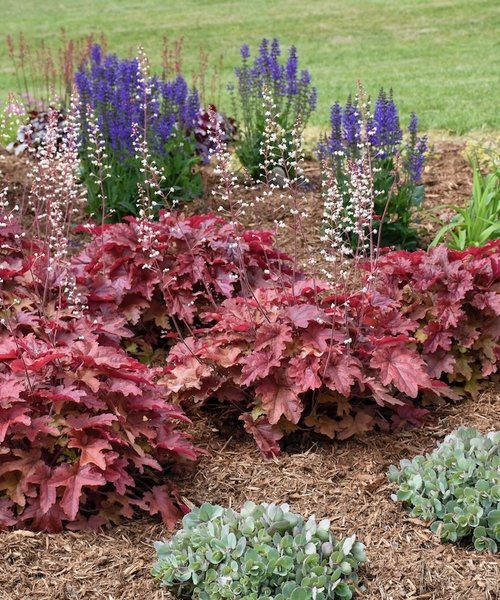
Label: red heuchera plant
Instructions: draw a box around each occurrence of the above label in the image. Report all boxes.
[374,240,500,396]
[160,243,500,456]
[73,212,293,331]
[0,222,200,532]
[160,282,447,456]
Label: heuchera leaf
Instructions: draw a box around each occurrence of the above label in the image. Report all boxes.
[240,414,283,457]
[0,218,200,532]
[49,463,106,521]
[256,376,303,425]
[135,485,183,531]
[370,345,432,398]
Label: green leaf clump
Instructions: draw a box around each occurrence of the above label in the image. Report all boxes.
[152,501,366,599]
[388,427,500,552]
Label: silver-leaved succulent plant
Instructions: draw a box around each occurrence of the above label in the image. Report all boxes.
[388,427,500,552]
[152,501,366,599]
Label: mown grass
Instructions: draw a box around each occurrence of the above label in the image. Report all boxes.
[1,0,499,133]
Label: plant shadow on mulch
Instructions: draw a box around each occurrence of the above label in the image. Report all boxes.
[1,142,499,599]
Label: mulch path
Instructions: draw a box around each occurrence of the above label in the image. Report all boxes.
[1,141,499,600]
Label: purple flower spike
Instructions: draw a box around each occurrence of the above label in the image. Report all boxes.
[90,44,102,65]
[328,102,344,154]
[75,44,200,160]
[240,44,250,60]
[409,112,418,137]
[343,97,361,148]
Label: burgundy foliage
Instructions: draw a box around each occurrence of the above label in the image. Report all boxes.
[160,243,500,455]
[73,212,293,329]
[193,104,237,162]
[374,241,500,396]
[0,222,200,532]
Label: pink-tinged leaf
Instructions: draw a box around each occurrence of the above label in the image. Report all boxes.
[130,453,162,473]
[436,300,464,329]
[422,322,453,353]
[101,457,135,495]
[76,368,101,393]
[423,351,457,379]
[36,386,87,404]
[107,378,143,397]
[0,405,31,442]
[120,296,150,324]
[368,334,413,346]
[201,344,242,368]
[0,374,25,405]
[25,416,60,442]
[256,377,303,424]
[285,304,324,328]
[323,354,363,397]
[66,413,118,431]
[472,291,500,316]
[0,336,18,360]
[364,378,403,406]
[137,485,182,530]
[287,355,321,392]
[68,433,112,470]
[444,264,474,302]
[240,350,281,386]
[240,414,283,457]
[391,402,429,428]
[155,427,200,461]
[77,342,143,371]
[300,322,341,354]
[0,498,16,527]
[29,464,56,515]
[49,463,106,521]
[0,448,42,479]
[166,356,213,393]
[18,499,67,533]
[370,345,432,398]
[10,350,67,373]
[254,323,293,355]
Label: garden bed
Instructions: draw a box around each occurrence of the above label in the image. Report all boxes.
[1,387,498,600]
[0,138,498,600]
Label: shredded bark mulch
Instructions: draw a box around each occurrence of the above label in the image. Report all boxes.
[1,386,499,600]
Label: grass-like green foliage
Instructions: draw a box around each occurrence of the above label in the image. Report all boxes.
[152,502,366,599]
[388,428,500,553]
[1,0,499,133]
[431,161,500,250]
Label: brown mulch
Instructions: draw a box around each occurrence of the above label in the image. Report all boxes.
[1,386,499,600]
[1,141,498,600]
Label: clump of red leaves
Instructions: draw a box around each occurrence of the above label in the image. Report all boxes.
[0,220,200,532]
[374,241,500,396]
[73,212,293,329]
[160,243,500,456]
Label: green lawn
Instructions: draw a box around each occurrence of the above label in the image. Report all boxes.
[1,0,499,134]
